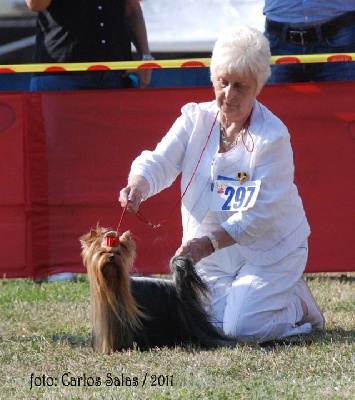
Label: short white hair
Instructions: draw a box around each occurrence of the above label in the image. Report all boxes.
[210,26,271,93]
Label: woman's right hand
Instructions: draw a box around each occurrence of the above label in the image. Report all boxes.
[119,185,143,213]
[118,175,149,213]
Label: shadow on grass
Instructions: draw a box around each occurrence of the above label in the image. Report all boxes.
[2,333,91,348]
[258,328,355,352]
[2,329,353,353]
[50,333,91,347]
[319,328,355,344]
[305,274,355,283]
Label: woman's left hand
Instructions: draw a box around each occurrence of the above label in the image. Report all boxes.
[175,236,214,264]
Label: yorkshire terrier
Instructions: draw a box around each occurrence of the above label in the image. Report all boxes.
[80,226,237,353]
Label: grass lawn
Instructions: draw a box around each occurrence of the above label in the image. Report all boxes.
[0,273,354,399]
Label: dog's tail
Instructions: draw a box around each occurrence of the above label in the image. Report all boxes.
[170,256,238,348]
[170,255,210,303]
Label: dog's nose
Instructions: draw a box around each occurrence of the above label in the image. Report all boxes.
[108,255,115,262]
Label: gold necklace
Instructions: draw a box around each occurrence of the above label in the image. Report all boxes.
[220,124,244,147]
[220,112,252,148]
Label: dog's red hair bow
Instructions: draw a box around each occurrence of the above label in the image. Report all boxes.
[106,235,119,247]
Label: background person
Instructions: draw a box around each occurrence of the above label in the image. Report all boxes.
[119,26,325,341]
[25,0,153,91]
[26,0,152,281]
[263,1,355,83]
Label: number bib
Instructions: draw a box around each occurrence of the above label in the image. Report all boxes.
[211,179,261,211]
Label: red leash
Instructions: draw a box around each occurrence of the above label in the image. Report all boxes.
[116,201,130,233]
[135,210,166,229]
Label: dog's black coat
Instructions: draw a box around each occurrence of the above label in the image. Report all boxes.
[127,256,237,350]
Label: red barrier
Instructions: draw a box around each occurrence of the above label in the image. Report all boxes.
[0,83,354,278]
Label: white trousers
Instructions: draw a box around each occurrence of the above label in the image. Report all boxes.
[196,242,312,341]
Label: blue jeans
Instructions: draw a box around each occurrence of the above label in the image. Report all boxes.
[29,70,129,91]
[264,23,355,83]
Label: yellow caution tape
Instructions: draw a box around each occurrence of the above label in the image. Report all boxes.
[0,54,354,73]
[0,59,208,73]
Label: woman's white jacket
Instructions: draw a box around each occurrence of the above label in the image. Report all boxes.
[129,100,310,266]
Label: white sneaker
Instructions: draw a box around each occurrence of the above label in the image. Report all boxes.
[296,278,325,331]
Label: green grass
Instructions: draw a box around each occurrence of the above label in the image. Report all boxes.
[0,274,354,399]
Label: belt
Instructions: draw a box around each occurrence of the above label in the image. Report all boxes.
[266,11,355,45]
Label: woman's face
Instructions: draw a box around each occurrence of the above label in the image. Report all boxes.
[213,70,258,122]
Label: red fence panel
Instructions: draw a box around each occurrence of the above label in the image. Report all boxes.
[0,82,354,278]
[0,94,28,277]
[258,83,355,273]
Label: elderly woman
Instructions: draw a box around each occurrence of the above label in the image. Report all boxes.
[119,26,325,341]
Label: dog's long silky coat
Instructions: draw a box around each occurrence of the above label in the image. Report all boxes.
[80,227,237,353]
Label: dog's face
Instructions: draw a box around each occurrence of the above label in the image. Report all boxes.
[80,227,136,274]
